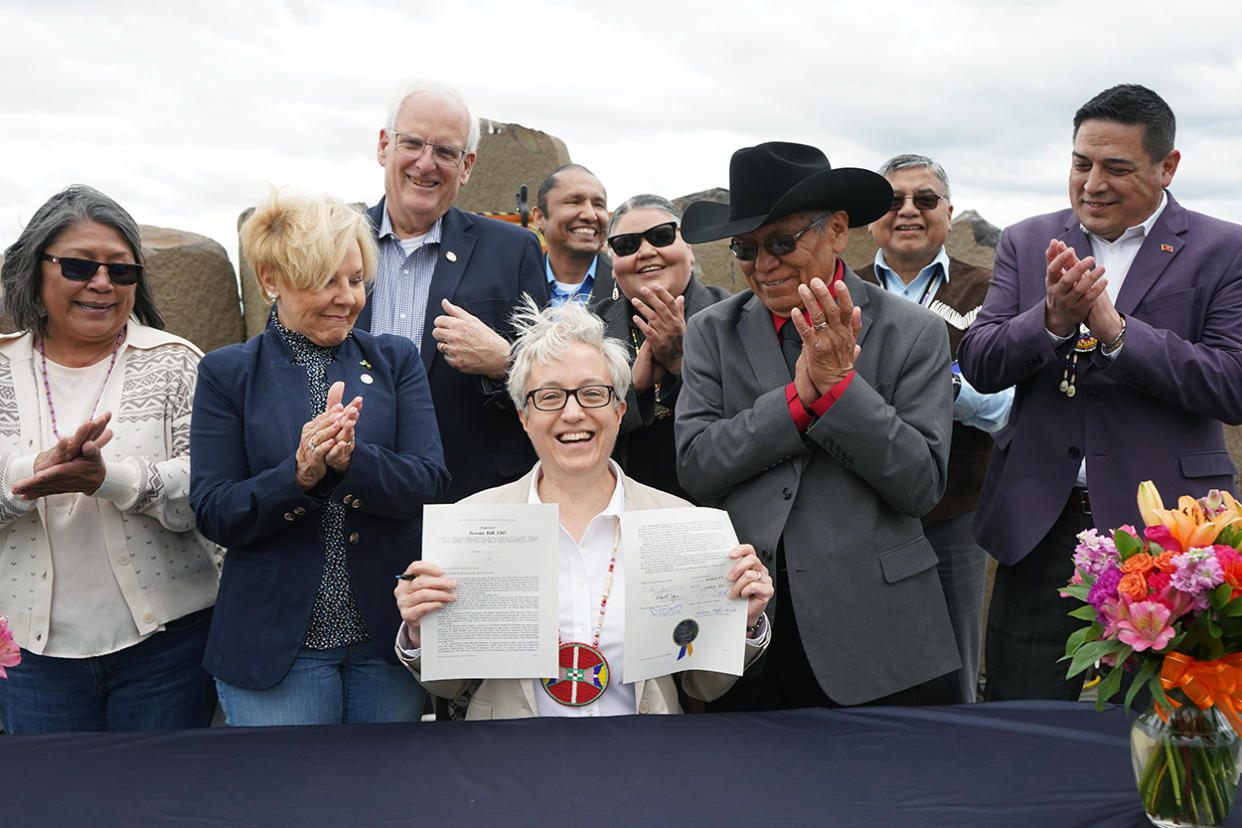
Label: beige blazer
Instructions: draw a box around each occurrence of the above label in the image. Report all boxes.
[397,466,768,719]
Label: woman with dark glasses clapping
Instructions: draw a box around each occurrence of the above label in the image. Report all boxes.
[0,186,219,733]
[589,195,728,502]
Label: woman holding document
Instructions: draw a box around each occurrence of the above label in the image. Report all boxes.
[395,299,771,719]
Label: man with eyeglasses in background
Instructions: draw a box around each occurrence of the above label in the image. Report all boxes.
[357,79,548,502]
[530,164,615,306]
[958,84,1242,702]
[675,142,962,709]
[857,154,1013,703]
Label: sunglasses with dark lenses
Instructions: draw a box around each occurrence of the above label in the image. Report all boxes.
[606,221,678,257]
[889,192,947,212]
[729,213,828,261]
[42,255,143,286]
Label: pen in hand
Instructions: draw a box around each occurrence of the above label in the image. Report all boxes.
[396,573,417,582]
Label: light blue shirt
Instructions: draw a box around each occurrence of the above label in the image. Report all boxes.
[545,254,598,307]
[369,208,444,351]
[873,247,1013,433]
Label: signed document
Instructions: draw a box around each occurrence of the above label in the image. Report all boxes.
[420,503,560,682]
[622,507,745,682]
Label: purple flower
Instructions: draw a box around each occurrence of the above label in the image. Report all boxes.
[1088,567,1122,611]
[1170,547,1224,607]
[1074,529,1119,580]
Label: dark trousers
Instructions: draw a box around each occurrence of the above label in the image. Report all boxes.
[984,506,1092,701]
[708,552,960,711]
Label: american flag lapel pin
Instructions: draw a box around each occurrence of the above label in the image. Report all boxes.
[1161,244,1174,252]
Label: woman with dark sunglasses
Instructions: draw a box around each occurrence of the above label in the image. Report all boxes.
[589,195,728,501]
[0,185,219,733]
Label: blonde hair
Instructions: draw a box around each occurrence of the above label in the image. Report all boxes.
[242,189,378,298]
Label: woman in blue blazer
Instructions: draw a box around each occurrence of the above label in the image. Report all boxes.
[190,190,448,725]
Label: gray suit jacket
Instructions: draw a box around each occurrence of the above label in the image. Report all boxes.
[675,263,959,705]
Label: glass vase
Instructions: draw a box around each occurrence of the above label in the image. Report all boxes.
[1130,694,1242,827]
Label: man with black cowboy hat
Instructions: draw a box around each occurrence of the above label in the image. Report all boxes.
[675,142,962,707]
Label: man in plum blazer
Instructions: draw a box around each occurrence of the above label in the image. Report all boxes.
[356,79,548,502]
[958,84,1242,700]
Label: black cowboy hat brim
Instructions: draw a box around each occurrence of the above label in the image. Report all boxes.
[682,167,893,244]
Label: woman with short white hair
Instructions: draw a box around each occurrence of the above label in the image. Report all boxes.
[395,299,772,719]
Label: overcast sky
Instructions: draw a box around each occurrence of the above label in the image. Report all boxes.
[4,0,1242,266]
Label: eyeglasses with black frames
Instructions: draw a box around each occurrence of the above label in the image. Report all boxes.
[42,255,142,286]
[729,213,830,261]
[390,132,468,167]
[606,221,678,257]
[526,384,616,411]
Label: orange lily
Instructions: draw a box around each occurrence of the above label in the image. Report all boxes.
[1135,480,1242,550]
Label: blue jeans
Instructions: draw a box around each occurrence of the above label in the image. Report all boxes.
[0,607,215,734]
[214,639,425,726]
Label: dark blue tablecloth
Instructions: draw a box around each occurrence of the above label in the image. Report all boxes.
[2,700,1239,827]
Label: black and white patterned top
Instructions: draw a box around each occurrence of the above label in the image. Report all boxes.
[272,311,369,649]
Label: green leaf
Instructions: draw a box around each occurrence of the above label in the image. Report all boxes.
[1125,660,1160,713]
[1064,625,1094,657]
[1068,604,1098,621]
[1067,638,1124,677]
[1210,583,1233,610]
[1151,677,1172,709]
[1223,597,1242,617]
[1094,661,1125,704]
[1218,523,1242,549]
[1061,584,1091,602]
[1115,531,1143,559]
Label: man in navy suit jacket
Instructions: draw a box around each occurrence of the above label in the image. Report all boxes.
[958,84,1242,701]
[355,80,548,501]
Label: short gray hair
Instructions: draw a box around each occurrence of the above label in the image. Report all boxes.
[1,185,164,337]
[876,154,951,201]
[385,79,480,156]
[507,296,631,410]
[606,193,682,237]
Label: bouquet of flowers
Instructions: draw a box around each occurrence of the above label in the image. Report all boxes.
[1062,481,1242,826]
[0,614,19,678]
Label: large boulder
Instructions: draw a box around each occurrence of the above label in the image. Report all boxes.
[673,189,748,294]
[141,226,244,353]
[454,120,571,215]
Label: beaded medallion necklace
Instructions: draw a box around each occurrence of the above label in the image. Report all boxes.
[541,521,620,707]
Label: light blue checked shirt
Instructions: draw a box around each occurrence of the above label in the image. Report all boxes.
[368,208,444,351]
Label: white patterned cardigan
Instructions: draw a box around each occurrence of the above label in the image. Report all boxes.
[0,323,219,655]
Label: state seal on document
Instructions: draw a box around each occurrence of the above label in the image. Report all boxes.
[673,619,699,660]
